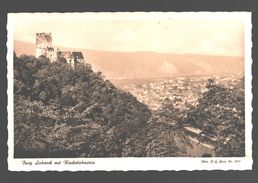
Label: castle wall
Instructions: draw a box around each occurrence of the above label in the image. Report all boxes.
[46,48,58,62]
[185,137,216,157]
[36,47,48,58]
[57,51,74,67]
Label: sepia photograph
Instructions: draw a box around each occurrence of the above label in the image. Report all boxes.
[7,12,252,171]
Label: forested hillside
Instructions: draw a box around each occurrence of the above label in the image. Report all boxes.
[14,54,190,158]
[14,54,152,157]
[185,80,245,156]
[14,54,245,158]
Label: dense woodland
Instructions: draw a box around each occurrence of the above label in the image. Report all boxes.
[14,54,245,157]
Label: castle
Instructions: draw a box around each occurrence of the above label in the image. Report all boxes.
[35,33,85,68]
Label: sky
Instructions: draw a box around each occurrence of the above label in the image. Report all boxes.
[11,12,246,57]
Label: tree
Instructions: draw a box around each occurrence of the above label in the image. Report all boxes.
[14,54,152,158]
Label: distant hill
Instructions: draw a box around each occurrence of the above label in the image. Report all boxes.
[14,40,244,79]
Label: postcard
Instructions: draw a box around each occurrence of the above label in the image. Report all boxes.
[7,12,252,171]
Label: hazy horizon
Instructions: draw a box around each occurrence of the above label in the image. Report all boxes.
[14,39,244,80]
[12,12,245,57]
[14,39,244,58]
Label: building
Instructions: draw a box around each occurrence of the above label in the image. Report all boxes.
[72,52,84,63]
[57,51,85,68]
[35,33,85,67]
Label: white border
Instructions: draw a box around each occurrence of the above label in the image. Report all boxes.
[7,12,253,171]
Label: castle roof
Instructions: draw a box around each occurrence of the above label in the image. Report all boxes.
[72,52,84,59]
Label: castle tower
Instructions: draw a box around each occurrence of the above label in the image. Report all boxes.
[35,33,58,62]
[36,33,52,58]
